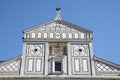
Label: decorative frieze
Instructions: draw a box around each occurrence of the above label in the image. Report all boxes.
[23,23,90,40]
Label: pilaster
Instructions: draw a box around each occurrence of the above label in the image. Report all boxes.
[20,42,27,76]
[89,42,95,77]
[44,42,49,76]
[67,42,72,76]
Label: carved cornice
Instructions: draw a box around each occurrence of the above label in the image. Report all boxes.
[23,38,93,42]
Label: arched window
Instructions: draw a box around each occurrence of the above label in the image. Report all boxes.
[31,33,35,38]
[86,33,90,39]
[26,33,30,38]
[75,33,78,38]
[62,33,66,38]
[69,33,72,38]
[50,33,54,38]
[44,33,47,38]
[81,33,84,39]
[38,33,41,38]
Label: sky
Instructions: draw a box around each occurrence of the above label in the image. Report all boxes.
[0,0,120,64]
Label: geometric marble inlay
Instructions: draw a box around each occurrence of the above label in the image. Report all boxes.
[72,44,89,57]
[27,43,44,57]
[0,59,20,73]
[1,7,120,80]
[95,61,120,73]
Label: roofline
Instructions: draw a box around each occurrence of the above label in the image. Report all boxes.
[0,55,21,65]
[94,56,120,68]
[23,20,93,33]
[55,20,93,33]
[23,20,55,33]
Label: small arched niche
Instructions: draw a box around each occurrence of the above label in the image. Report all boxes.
[50,33,54,38]
[38,32,42,38]
[44,33,47,38]
[31,33,35,38]
[75,33,78,38]
[62,33,66,38]
[68,33,72,39]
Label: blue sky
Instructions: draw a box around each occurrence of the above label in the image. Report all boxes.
[0,0,120,64]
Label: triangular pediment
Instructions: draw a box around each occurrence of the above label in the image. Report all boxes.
[23,20,92,33]
[23,20,92,41]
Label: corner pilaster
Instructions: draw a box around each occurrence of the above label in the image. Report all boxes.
[44,42,49,76]
[67,42,72,76]
[89,42,96,77]
[20,42,27,76]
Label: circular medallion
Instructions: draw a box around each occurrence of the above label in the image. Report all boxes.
[56,33,60,38]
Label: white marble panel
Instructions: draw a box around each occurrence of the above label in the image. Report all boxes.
[36,59,41,72]
[28,59,34,72]
[74,59,80,72]
[82,59,88,72]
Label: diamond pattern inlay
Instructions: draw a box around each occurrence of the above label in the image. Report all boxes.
[95,61,120,73]
[0,59,20,73]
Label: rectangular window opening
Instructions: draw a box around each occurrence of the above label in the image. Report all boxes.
[55,62,61,71]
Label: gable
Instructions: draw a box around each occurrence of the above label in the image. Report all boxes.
[24,20,92,33]
[23,20,92,41]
